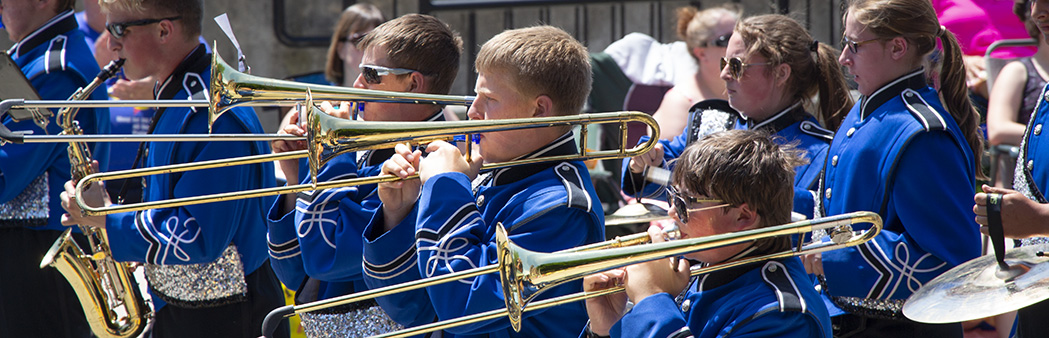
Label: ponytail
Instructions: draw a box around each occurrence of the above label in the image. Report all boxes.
[813,43,854,131]
[937,30,987,180]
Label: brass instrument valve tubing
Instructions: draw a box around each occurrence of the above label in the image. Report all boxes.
[829,225,855,245]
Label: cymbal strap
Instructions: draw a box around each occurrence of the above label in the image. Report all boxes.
[987,193,1008,270]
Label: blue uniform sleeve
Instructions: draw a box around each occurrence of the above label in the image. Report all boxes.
[611,293,688,338]
[267,197,307,289]
[294,178,375,281]
[822,132,981,300]
[105,129,265,265]
[361,205,437,327]
[414,172,597,335]
[0,71,81,200]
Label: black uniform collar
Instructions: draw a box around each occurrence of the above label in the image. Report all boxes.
[8,10,77,59]
[747,102,807,134]
[154,44,209,100]
[693,245,769,291]
[360,110,446,168]
[481,132,578,187]
[859,68,927,120]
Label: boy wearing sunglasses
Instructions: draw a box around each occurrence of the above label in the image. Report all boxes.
[364,26,603,336]
[0,0,110,336]
[586,129,831,338]
[59,0,287,337]
[265,13,463,335]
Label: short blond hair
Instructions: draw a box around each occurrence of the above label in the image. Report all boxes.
[475,26,591,116]
[100,0,202,39]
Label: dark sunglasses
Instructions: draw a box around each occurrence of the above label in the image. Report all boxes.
[719,57,770,80]
[106,16,181,39]
[840,35,883,54]
[709,33,731,48]
[359,64,418,84]
[667,186,726,224]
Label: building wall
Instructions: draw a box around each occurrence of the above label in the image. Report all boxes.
[1,0,845,131]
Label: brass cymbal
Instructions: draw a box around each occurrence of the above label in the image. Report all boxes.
[903,244,1049,323]
[605,202,670,227]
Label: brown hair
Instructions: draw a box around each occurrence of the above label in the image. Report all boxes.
[675,4,741,52]
[325,3,385,84]
[475,25,592,115]
[357,14,462,95]
[1014,0,1040,40]
[735,14,854,131]
[100,0,202,40]
[848,0,987,180]
[57,0,76,12]
[671,129,806,254]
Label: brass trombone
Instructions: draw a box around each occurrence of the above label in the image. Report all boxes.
[64,103,658,216]
[260,211,882,338]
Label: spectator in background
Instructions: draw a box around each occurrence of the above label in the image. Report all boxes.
[325,3,385,87]
[650,4,739,140]
[934,0,1037,105]
[987,0,1048,188]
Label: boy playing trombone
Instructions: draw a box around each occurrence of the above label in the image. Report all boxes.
[364,26,604,336]
[584,130,831,338]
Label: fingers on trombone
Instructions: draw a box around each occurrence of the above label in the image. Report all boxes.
[647,225,667,243]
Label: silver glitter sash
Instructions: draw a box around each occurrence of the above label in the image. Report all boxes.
[145,244,248,308]
[300,304,403,338]
[831,296,906,320]
[0,174,49,227]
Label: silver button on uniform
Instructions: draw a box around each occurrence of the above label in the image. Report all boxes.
[1029,160,1035,171]
[832,155,839,166]
[1035,124,1043,136]
[477,195,485,206]
[681,299,691,312]
[847,128,856,137]
[825,188,832,199]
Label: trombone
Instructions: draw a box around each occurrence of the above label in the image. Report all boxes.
[65,103,659,216]
[260,211,882,338]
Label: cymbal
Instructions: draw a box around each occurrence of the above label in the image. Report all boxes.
[903,244,1049,323]
[605,202,670,227]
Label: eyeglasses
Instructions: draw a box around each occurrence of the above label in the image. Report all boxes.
[709,33,731,48]
[667,186,728,224]
[720,57,770,80]
[106,16,181,39]
[359,64,418,84]
[840,35,883,54]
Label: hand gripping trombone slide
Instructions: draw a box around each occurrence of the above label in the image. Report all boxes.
[260,211,882,338]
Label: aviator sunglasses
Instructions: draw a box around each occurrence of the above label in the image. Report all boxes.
[359,64,419,85]
[719,57,769,80]
[667,186,728,224]
[106,16,182,39]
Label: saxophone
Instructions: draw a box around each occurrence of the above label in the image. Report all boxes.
[39,59,151,338]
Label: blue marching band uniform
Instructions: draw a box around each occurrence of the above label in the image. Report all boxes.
[266,111,449,337]
[610,258,831,338]
[621,100,832,218]
[101,44,286,337]
[361,133,605,337]
[0,9,109,337]
[1009,82,1049,337]
[816,69,981,319]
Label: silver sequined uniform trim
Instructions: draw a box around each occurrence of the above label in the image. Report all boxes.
[832,296,905,320]
[0,174,49,224]
[697,109,732,139]
[145,244,247,303]
[300,305,404,338]
[1013,127,1049,247]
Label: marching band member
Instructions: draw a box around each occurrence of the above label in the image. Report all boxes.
[266,13,463,337]
[585,129,831,338]
[364,26,604,336]
[0,0,110,335]
[59,0,286,337]
[623,14,852,219]
[803,0,985,335]
[975,0,1049,335]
